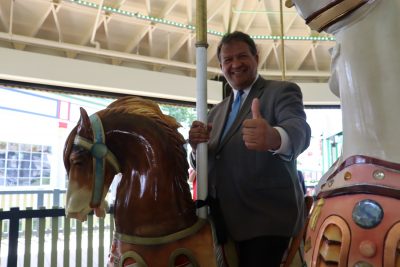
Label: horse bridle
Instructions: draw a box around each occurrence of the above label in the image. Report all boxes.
[288,0,370,32]
[73,114,121,207]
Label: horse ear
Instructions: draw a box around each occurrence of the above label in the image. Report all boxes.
[63,127,77,173]
[77,107,93,139]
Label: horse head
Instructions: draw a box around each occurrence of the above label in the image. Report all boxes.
[64,96,197,237]
[64,107,120,221]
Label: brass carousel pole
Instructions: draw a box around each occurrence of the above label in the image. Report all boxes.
[279,0,286,80]
[195,0,208,219]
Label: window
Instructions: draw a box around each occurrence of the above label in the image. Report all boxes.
[0,141,52,186]
[0,86,116,189]
[297,107,342,192]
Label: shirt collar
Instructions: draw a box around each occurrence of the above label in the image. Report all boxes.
[231,74,259,98]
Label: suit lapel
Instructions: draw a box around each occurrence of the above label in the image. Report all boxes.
[217,77,267,150]
[209,96,232,150]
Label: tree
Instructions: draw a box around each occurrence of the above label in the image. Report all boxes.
[160,104,196,128]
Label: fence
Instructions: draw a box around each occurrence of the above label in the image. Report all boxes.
[0,190,115,267]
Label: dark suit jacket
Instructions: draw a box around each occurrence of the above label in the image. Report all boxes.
[207,76,311,241]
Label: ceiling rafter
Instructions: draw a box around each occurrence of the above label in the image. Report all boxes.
[0,0,334,82]
[243,1,264,32]
[258,44,274,69]
[123,25,152,54]
[105,0,127,9]
[0,2,8,30]
[51,3,63,42]
[164,33,191,60]
[80,15,106,47]
[272,42,282,70]
[102,0,127,28]
[311,42,320,71]
[292,46,312,70]
[261,1,272,34]
[284,13,298,34]
[187,33,194,63]
[158,0,180,18]
[29,5,53,37]
[148,25,155,57]
[223,0,233,32]
[229,0,245,32]
[103,16,111,49]
[145,0,152,15]
[186,0,192,24]
[207,0,226,23]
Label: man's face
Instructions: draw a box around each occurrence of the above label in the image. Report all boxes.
[219,41,259,90]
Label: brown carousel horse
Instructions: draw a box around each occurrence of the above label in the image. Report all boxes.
[63,96,234,267]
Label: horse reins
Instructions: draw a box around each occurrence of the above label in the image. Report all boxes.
[73,114,121,207]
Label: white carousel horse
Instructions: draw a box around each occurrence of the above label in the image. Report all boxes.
[293,0,400,166]
[287,0,400,266]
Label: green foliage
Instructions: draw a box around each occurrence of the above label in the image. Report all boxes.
[160,104,196,127]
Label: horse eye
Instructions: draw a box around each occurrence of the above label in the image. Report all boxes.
[70,158,83,165]
[70,148,88,166]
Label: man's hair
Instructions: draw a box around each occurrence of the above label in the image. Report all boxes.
[217,31,258,62]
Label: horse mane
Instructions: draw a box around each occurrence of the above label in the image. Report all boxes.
[64,96,190,185]
[104,96,189,180]
[106,96,180,129]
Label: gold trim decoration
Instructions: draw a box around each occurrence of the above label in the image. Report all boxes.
[279,0,286,81]
[310,198,325,231]
[195,0,208,47]
[344,171,352,180]
[304,237,312,253]
[285,0,294,8]
[114,218,206,245]
[313,217,351,266]
[307,0,368,32]
[383,222,400,267]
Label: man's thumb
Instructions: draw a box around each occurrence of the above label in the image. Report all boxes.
[251,98,262,119]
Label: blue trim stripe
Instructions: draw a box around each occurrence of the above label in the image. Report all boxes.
[89,114,106,206]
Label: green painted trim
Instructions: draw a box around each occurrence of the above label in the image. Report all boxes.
[63,217,71,267]
[99,217,105,267]
[88,215,94,267]
[76,221,82,267]
[63,216,71,267]
[38,209,46,267]
[24,207,33,266]
[51,210,59,266]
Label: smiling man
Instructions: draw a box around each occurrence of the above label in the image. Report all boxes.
[189,31,311,267]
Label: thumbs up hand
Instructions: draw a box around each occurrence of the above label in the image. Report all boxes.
[242,98,281,151]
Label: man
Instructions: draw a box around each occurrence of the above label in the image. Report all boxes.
[189,31,311,267]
